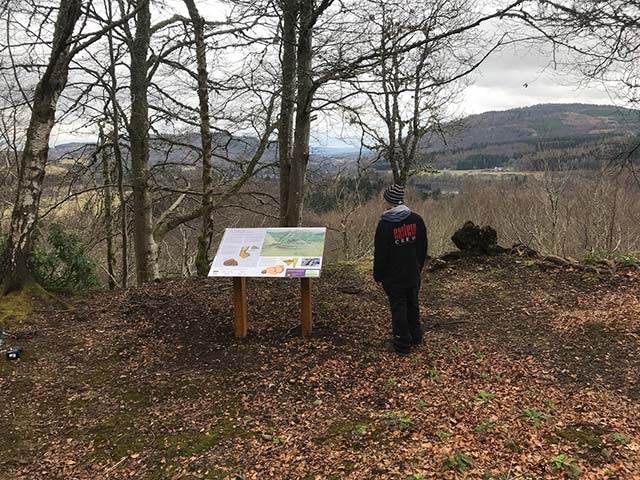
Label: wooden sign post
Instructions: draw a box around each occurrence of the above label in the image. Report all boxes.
[233,277,248,338]
[210,228,326,340]
[301,278,312,338]
[232,276,313,339]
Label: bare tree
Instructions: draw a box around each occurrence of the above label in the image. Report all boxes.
[276,0,335,226]
[517,2,640,176]
[1,0,142,292]
[1,0,84,292]
[272,0,527,223]
[182,0,215,277]
[98,123,117,289]
[522,1,640,95]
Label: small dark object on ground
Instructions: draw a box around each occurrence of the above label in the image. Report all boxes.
[451,221,506,255]
[3,329,37,340]
[6,346,24,361]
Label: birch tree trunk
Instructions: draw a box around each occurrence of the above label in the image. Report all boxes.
[183,0,215,277]
[2,0,83,293]
[128,0,158,284]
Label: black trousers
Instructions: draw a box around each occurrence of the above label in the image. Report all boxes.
[383,283,422,353]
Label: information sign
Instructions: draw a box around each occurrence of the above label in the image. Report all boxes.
[207,227,327,339]
[208,227,326,278]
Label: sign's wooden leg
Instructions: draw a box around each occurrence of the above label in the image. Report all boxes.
[301,278,312,338]
[233,277,248,338]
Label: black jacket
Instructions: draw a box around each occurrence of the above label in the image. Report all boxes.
[373,207,428,288]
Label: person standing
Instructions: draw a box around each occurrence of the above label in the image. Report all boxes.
[373,184,428,355]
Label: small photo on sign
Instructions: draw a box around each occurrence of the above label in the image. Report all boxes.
[301,257,321,267]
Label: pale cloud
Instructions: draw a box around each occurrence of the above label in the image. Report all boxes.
[460,43,621,115]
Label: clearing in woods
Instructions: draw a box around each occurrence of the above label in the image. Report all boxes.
[1,255,639,479]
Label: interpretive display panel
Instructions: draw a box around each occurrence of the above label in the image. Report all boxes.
[208,227,326,278]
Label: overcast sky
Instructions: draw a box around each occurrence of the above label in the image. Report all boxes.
[316,40,624,148]
[51,13,626,148]
[459,43,618,116]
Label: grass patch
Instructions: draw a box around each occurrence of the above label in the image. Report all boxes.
[382,411,413,430]
[609,433,629,446]
[522,408,546,425]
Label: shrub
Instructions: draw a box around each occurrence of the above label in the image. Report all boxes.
[30,223,99,293]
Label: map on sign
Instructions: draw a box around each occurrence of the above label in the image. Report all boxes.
[208,227,326,278]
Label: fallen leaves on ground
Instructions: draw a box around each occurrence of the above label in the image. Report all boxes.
[1,255,639,479]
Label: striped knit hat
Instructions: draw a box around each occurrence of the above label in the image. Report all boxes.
[383,184,405,205]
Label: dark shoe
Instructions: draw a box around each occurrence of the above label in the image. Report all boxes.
[383,339,410,355]
[410,337,423,346]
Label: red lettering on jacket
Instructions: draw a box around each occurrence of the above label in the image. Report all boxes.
[393,223,417,243]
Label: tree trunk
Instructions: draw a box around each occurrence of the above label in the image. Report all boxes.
[2,0,83,293]
[107,0,128,288]
[100,125,117,290]
[128,0,157,284]
[278,0,298,226]
[184,0,215,277]
[284,0,314,227]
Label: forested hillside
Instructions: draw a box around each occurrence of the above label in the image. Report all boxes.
[425,104,640,170]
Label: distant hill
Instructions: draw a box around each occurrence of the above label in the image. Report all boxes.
[47,103,640,174]
[48,133,359,175]
[426,103,640,170]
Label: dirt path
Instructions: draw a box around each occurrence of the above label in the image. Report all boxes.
[1,255,639,479]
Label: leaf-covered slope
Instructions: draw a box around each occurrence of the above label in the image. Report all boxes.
[1,255,639,478]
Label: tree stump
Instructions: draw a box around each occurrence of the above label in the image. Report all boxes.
[451,221,505,255]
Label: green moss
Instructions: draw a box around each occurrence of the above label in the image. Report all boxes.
[327,419,363,437]
[117,390,152,409]
[151,421,252,479]
[318,416,379,446]
[89,411,147,460]
[324,260,371,278]
[163,431,224,458]
[0,423,34,467]
[555,425,606,449]
[0,288,33,327]
[549,424,618,466]
[0,283,70,328]
[584,322,622,340]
